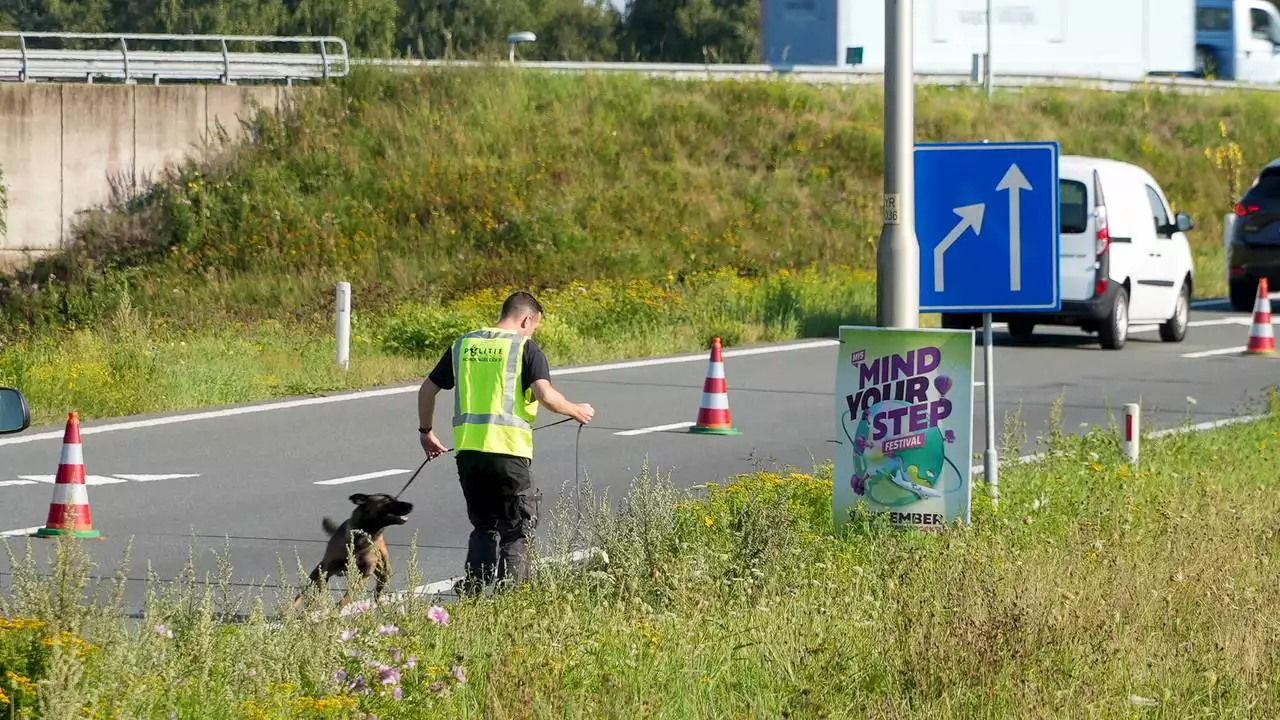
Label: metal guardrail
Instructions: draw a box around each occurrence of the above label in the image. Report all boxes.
[353,58,1280,95]
[0,31,348,84]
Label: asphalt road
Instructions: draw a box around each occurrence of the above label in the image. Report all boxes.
[1,296,1277,616]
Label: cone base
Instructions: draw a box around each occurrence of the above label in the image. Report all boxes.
[33,527,101,539]
[1243,349,1277,356]
[689,425,741,436]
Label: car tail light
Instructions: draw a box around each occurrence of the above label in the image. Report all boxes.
[1236,202,1261,216]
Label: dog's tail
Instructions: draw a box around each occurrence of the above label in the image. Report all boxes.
[322,517,340,535]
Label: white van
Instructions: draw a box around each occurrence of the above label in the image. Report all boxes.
[940,155,1195,350]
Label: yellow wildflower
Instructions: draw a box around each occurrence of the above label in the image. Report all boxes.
[5,672,36,694]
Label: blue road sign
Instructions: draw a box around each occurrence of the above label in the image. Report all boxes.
[915,141,1061,313]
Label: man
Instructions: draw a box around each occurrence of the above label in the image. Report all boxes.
[417,291,594,595]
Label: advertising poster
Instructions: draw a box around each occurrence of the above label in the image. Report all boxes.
[833,325,976,531]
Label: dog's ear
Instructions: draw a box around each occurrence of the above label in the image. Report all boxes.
[349,493,369,505]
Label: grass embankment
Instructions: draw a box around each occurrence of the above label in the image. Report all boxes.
[0,67,1271,424]
[3,399,1280,717]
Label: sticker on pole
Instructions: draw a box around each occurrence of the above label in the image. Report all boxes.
[883,193,901,225]
[833,325,976,531]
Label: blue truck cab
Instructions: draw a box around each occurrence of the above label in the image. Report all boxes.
[1196,0,1280,81]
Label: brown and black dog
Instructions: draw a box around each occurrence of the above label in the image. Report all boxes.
[294,492,414,609]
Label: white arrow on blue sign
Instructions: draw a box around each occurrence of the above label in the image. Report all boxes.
[914,141,1061,313]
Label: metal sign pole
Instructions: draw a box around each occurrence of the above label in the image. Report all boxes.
[877,0,920,329]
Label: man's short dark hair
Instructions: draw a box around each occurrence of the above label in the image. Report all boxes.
[501,291,544,319]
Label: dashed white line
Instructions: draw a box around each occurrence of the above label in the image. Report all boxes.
[112,473,201,482]
[0,339,842,448]
[0,526,40,538]
[0,480,37,487]
[1182,346,1248,359]
[314,469,411,486]
[615,421,696,436]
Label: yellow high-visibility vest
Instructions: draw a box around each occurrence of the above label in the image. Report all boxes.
[451,328,539,459]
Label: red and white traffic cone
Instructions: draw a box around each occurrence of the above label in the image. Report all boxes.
[34,412,102,539]
[1244,278,1276,356]
[689,337,740,436]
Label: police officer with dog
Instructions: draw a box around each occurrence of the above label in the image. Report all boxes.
[416,291,595,596]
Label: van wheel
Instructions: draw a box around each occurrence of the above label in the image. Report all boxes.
[1098,286,1129,350]
[1007,319,1035,340]
[1159,283,1190,343]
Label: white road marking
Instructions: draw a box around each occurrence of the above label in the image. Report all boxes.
[0,526,41,537]
[0,339,842,448]
[3,473,202,488]
[314,469,410,486]
[615,421,696,436]
[1181,346,1248,359]
[112,473,201,482]
[19,474,128,486]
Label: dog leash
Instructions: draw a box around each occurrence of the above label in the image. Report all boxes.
[393,416,580,499]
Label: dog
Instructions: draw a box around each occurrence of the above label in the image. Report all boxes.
[294,492,414,610]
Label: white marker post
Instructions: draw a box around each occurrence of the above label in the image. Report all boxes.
[1123,403,1140,466]
[336,282,351,371]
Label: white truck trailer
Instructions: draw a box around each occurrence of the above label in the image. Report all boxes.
[760,0,1197,80]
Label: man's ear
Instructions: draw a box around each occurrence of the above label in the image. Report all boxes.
[349,493,369,505]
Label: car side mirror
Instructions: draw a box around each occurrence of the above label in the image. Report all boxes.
[1175,212,1195,232]
[0,387,31,435]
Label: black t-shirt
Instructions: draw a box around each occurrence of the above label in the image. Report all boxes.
[427,336,552,395]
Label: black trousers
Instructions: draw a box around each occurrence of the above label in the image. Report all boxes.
[455,450,540,592]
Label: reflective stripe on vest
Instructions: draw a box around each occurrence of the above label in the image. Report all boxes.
[450,328,538,458]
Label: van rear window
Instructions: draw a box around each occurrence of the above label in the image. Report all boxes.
[1060,180,1089,234]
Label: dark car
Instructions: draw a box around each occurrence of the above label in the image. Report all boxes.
[1229,158,1280,311]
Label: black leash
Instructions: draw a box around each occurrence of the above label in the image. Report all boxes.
[393,416,579,499]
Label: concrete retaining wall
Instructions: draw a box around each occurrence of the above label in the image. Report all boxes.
[0,83,292,267]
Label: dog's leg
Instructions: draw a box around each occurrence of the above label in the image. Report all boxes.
[294,564,328,607]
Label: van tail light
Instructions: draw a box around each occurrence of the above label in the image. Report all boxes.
[1094,206,1111,257]
[1236,202,1261,216]
[1094,205,1110,297]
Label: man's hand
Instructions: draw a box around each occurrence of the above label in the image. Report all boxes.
[571,403,595,425]
[420,430,448,459]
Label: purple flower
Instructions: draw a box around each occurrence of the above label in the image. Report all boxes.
[339,629,357,641]
[334,669,348,684]
[935,375,953,396]
[452,665,467,684]
[428,606,449,625]
[153,624,173,639]
[377,624,399,636]
[351,675,367,693]
[404,656,418,670]
[390,648,403,664]
[429,681,445,693]
[392,687,403,701]
[379,665,401,685]
[349,649,362,659]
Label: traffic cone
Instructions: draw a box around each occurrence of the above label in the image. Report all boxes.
[34,412,102,539]
[689,337,740,436]
[1244,278,1276,356]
